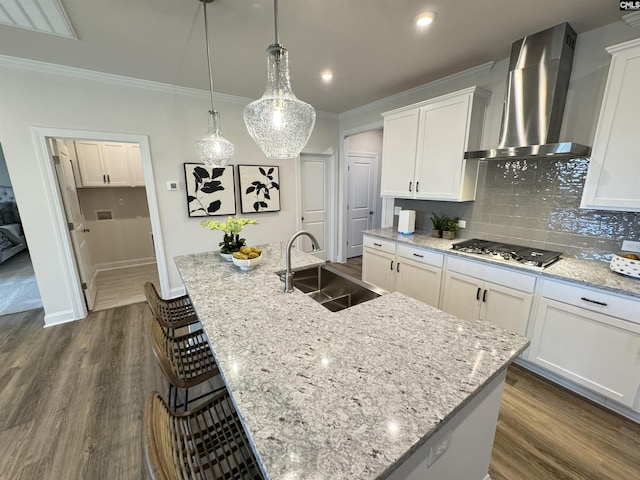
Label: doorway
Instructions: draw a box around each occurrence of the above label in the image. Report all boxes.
[32,127,168,322]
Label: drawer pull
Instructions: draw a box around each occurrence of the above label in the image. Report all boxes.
[580,297,608,307]
[373,242,382,247]
[412,253,424,258]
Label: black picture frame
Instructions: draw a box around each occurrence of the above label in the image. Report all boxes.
[184,163,236,217]
[238,165,281,213]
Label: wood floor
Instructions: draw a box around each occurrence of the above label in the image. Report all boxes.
[0,301,638,478]
[93,263,160,311]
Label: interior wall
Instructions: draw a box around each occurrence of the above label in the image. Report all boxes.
[0,144,10,186]
[0,64,339,321]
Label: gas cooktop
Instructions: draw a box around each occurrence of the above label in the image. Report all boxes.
[451,239,562,268]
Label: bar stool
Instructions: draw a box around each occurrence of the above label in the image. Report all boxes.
[144,390,264,480]
[148,314,224,411]
[144,281,199,334]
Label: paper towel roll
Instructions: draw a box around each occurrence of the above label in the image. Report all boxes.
[398,210,416,235]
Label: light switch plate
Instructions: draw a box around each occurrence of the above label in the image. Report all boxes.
[394,206,402,215]
[622,240,640,253]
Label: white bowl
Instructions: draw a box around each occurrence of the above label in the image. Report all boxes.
[610,252,640,279]
[232,254,262,271]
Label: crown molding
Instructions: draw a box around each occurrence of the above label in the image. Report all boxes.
[0,54,251,106]
[339,61,496,121]
[622,12,640,28]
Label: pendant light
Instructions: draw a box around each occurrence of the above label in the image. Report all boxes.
[243,0,316,159]
[195,0,235,167]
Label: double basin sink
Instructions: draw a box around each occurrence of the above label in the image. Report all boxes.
[280,264,387,312]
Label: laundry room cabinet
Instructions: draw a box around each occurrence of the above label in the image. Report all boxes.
[74,141,144,187]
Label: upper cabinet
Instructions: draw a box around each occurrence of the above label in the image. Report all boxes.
[74,141,145,188]
[381,87,490,201]
[581,38,640,212]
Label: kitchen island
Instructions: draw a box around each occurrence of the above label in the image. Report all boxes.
[175,243,529,479]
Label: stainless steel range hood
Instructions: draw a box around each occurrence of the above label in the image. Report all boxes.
[465,23,591,160]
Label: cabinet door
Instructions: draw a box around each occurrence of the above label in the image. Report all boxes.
[363,247,396,292]
[396,258,442,308]
[381,109,419,197]
[101,143,132,186]
[480,282,532,336]
[440,270,482,323]
[129,144,145,186]
[415,94,471,200]
[75,141,106,187]
[530,297,640,409]
[581,39,640,211]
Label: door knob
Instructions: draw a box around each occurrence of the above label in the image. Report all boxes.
[369,211,374,215]
[83,228,91,233]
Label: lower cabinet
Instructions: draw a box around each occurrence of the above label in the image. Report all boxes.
[440,257,535,335]
[529,280,640,410]
[362,236,443,308]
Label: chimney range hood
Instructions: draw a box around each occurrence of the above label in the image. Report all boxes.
[465,23,591,160]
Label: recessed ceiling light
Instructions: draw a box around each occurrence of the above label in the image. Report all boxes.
[415,11,436,28]
[321,71,334,82]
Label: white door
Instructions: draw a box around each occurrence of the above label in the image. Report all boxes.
[51,139,96,310]
[346,153,378,258]
[299,153,330,260]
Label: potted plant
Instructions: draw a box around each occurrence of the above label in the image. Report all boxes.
[201,217,258,260]
[442,217,460,240]
[430,213,449,238]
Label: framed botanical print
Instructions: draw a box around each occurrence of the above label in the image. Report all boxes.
[238,165,281,213]
[184,163,236,217]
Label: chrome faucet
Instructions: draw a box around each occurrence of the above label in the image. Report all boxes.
[284,230,320,293]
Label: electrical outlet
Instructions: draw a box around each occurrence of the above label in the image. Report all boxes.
[394,206,402,215]
[458,220,466,229]
[622,240,640,253]
[427,429,452,467]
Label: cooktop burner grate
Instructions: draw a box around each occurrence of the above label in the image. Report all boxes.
[451,239,562,268]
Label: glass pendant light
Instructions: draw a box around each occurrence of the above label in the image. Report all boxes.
[195,0,234,167]
[243,0,316,159]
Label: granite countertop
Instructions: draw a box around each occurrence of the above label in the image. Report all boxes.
[175,243,529,480]
[363,228,640,300]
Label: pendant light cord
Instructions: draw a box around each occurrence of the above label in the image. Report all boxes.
[203,0,215,112]
[273,0,279,45]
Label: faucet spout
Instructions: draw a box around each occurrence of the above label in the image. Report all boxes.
[284,230,321,293]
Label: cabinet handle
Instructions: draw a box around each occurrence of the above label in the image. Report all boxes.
[482,289,488,302]
[396,262,400,273]
[416,181,420,193]
[373,242,382,247]
[107,174,111,183]
[390,260,394,271]
[409,181,412,192]
[412,253,424,258]
[476,287,481,300]
[580,297,608,307]
[103,174,107,183]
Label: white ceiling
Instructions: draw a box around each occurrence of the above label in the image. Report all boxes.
[0,0,630,113]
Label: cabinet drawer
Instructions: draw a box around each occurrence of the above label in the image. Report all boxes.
[446,256,536,293]
[540,279,639,324]
[397,245,443,268]
[363,236,397,255]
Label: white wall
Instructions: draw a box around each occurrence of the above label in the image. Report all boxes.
[0,62,338,321]
[0,144,10,186]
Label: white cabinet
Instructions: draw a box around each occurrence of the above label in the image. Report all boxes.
[74,141,144,188]
[362,236,443,308]
[529,279,640,410]
[581,38,640,212]
[381,87,489,201]
[440,257,535,335]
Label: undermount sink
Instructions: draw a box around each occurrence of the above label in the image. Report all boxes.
[280,264,387,312]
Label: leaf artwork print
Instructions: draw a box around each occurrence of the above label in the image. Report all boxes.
[184,163,236,217]
[238,165,281,213]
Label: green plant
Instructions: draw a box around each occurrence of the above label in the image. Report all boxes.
[430,213,450,231]
[201,217,258,254]
[443,217,460,233]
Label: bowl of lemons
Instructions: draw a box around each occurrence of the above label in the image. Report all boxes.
[232,246,263,271]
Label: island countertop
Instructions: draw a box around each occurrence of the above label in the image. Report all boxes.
[175,243,529,479]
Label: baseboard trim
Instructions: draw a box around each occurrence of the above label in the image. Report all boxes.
[94,258,156,272]
[44,309,78,327]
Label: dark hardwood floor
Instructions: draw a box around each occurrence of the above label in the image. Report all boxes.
[0,298,638,479]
